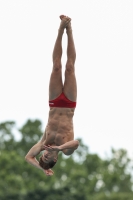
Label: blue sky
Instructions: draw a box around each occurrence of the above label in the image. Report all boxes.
[0,0,133,158]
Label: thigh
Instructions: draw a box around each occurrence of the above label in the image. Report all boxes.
[63,70,77,102]
[49,69,63,100]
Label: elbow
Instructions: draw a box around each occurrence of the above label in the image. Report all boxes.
[25,155,34,164]
[75,140,79,149]
[25,155,29,162]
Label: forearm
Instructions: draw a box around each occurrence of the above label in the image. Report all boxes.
[25,141,43,159]
[59,140,79,151]
[25,142,43,169]
[25,157,43,171]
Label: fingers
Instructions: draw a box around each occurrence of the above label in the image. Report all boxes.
[60,15,66,20]
[43,144,59,152]
[44,169,54,176]
[46,172,53,176]
[43,145,53,151]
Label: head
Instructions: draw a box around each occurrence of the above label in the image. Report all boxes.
[39,150,58,170]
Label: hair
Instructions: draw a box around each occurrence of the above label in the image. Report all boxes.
[39,156,57,170]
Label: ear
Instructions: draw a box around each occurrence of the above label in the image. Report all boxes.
[53,158,57,162]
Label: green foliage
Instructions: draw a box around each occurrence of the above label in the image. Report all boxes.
[18,119,43,155]
[0,119,133,200]
[0,121,15,151]
[87,193,133,200]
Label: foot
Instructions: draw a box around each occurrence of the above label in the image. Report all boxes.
[59,15,71,31]
[61,16,72,34]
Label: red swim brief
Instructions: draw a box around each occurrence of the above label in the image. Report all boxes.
[49,93,76,108]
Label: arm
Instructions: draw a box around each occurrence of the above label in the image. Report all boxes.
[25,141,43,170]
[59,140,79,155]
[44,140,79,155]
[25,126,47,169]
[25,142,54,176]
[40,127,47,142]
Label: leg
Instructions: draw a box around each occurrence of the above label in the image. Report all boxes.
[49,16,71,100]
[63,21,77,102]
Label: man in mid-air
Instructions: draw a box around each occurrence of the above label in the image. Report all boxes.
[25,15,79,176]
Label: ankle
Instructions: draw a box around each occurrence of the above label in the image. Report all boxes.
[66,28,72,34]
[58,27,64,33]
[57,28,64,38]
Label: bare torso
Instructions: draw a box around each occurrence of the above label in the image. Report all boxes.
[43,107,75,146]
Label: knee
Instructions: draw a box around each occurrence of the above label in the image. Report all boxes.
[53,61,62,72]
[65,63,75,73]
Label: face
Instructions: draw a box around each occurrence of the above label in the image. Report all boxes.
[42,150,56,163]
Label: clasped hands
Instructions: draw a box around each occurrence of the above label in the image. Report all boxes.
[42,144,60,152]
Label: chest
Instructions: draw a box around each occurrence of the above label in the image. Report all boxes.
[45,129,73,146]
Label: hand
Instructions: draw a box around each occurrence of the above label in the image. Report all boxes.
[44,169,54,176]
[43,145,60,152]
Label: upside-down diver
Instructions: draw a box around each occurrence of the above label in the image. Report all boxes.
[25,15,79,176]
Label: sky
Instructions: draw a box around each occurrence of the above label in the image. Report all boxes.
[0,0,133,159]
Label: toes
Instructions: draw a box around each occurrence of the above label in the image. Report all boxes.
[66,17,71,23]
[60,15,63,20]
[60,15,66,20]
[68,18,71,23]
[59,15,71,29]
[67,17,71,21]
[66,18,71,25]
[59,15,71,21]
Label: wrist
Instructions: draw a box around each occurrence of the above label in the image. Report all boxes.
[58,146,62,151]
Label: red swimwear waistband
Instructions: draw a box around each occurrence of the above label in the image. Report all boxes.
[49,93,76,108]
